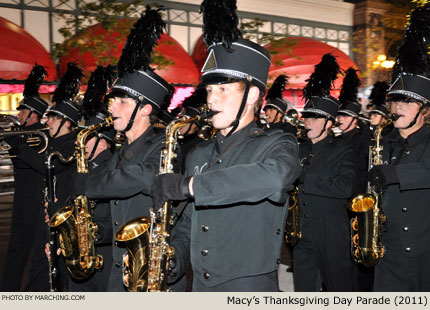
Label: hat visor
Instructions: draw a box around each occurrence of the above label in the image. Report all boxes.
[200,74,242,87]
[107,89,136,99]
[301,110,330,119]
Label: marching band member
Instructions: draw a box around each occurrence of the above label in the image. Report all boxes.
[70,6,170,291]
[293,54,357,291]
[263,75,297,136]
[153,0,301,292]
[1,65,50,291]
[369,2,430,291]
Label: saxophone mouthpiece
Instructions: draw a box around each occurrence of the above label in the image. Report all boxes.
[199,110,219,120]
[391,114,400,121]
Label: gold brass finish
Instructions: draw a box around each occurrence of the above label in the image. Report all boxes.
[348,119,391,267]
[115,110,216,292]
[49,116,113,279]
[285,187,301,246]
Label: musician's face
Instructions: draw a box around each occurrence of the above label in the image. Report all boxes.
[264,107,281,124]
[369,113,384,126]
[206,82,244,131]
[304,117,329,140]
[46,115,65,137]
[17,108,38,126]
[393,100,423,129]
[109,96,138,132]
[337,115,354,131]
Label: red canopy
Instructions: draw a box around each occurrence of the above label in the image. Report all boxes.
[58,21,199,85]
[0,16,57,83]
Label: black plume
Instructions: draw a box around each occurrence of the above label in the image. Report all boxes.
[23,64,47,98]
[339,68,360,104]
[392,3,430,81]
[266,75,288,101]
[182,86,207,109]
[117,5,166,77]
[104,65,118,90]
[52,62,83,104]
[81,66,118,120]
[200,0,242,51]
[369,81,389,106]
[303,53,340,99]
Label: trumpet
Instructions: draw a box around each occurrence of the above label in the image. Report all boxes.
[0,114,20,130]
[0,129,49,155]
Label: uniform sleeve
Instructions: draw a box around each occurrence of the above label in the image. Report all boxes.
[396,158,430,190]
[82,144,161,200]
[192,134,301,206]
[17,142,75,176]
[169,202,191,282]
[303,146,358,199]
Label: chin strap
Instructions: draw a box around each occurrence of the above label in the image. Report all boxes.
[123,100,143,132]
[88,135,101,161]
[226,78,252,138]
[313,118,329,140]
[343,117,356,133]
[405,105,424,129]
[22,110,33,127]
[52,118,66,138]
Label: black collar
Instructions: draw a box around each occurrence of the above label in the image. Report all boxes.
[118,126,157,164]
[215,121,256,154]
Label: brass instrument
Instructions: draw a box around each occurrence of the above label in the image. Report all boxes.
[115,110,216,292]
[0,114,20,129]
[348,119,391,267]
[284,186,301,246]
[49,116,113,279]
[284,109,305,138]
[0,129,49,155]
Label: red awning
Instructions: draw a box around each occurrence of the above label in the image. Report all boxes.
[58,21,199,85]
[265,36,358,89]
[0,16,57,83]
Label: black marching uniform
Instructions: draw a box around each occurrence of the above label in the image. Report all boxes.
[373,126,430,291]
[172,123,301,291]
[294,136,357,291]
[1,122,46,291]
[76,127,164,291]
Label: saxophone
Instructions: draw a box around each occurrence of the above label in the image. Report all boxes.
[348,119,391,267]
[114,110,216,292]
[49,116,113,279]
[284,186,301,246]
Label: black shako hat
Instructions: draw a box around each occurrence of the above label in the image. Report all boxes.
[368,81,389,118]
[199,0,271,94]
[18,64,49,116]
[301,53,341,120]
[47,62,83,126]
[338,68,361,118]
[82,65,117,142]
[264,75,290,114]
[110,6,169,110]
[387,2,430,105]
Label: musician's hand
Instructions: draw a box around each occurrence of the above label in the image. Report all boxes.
[368,165,399,189]
[167,254,178,281]
[45,243,61,260]
[152,174,192,210]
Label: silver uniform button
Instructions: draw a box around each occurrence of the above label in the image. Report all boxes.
[403,227,408,232]
[405,247,411,252]
[201,249,208,256]
[203,272,210,279]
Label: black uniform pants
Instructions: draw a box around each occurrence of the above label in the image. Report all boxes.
[374,248,430,291]
[192,270,279,292]
[293,214,354,291]
[0,202,39,291]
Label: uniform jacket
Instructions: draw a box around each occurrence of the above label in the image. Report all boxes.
[81,126,164,291]
[381,125,430,257]
[172,123,301,287]
[338,128,370,195]
[298,136,358,220]
[15,131,77,215]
